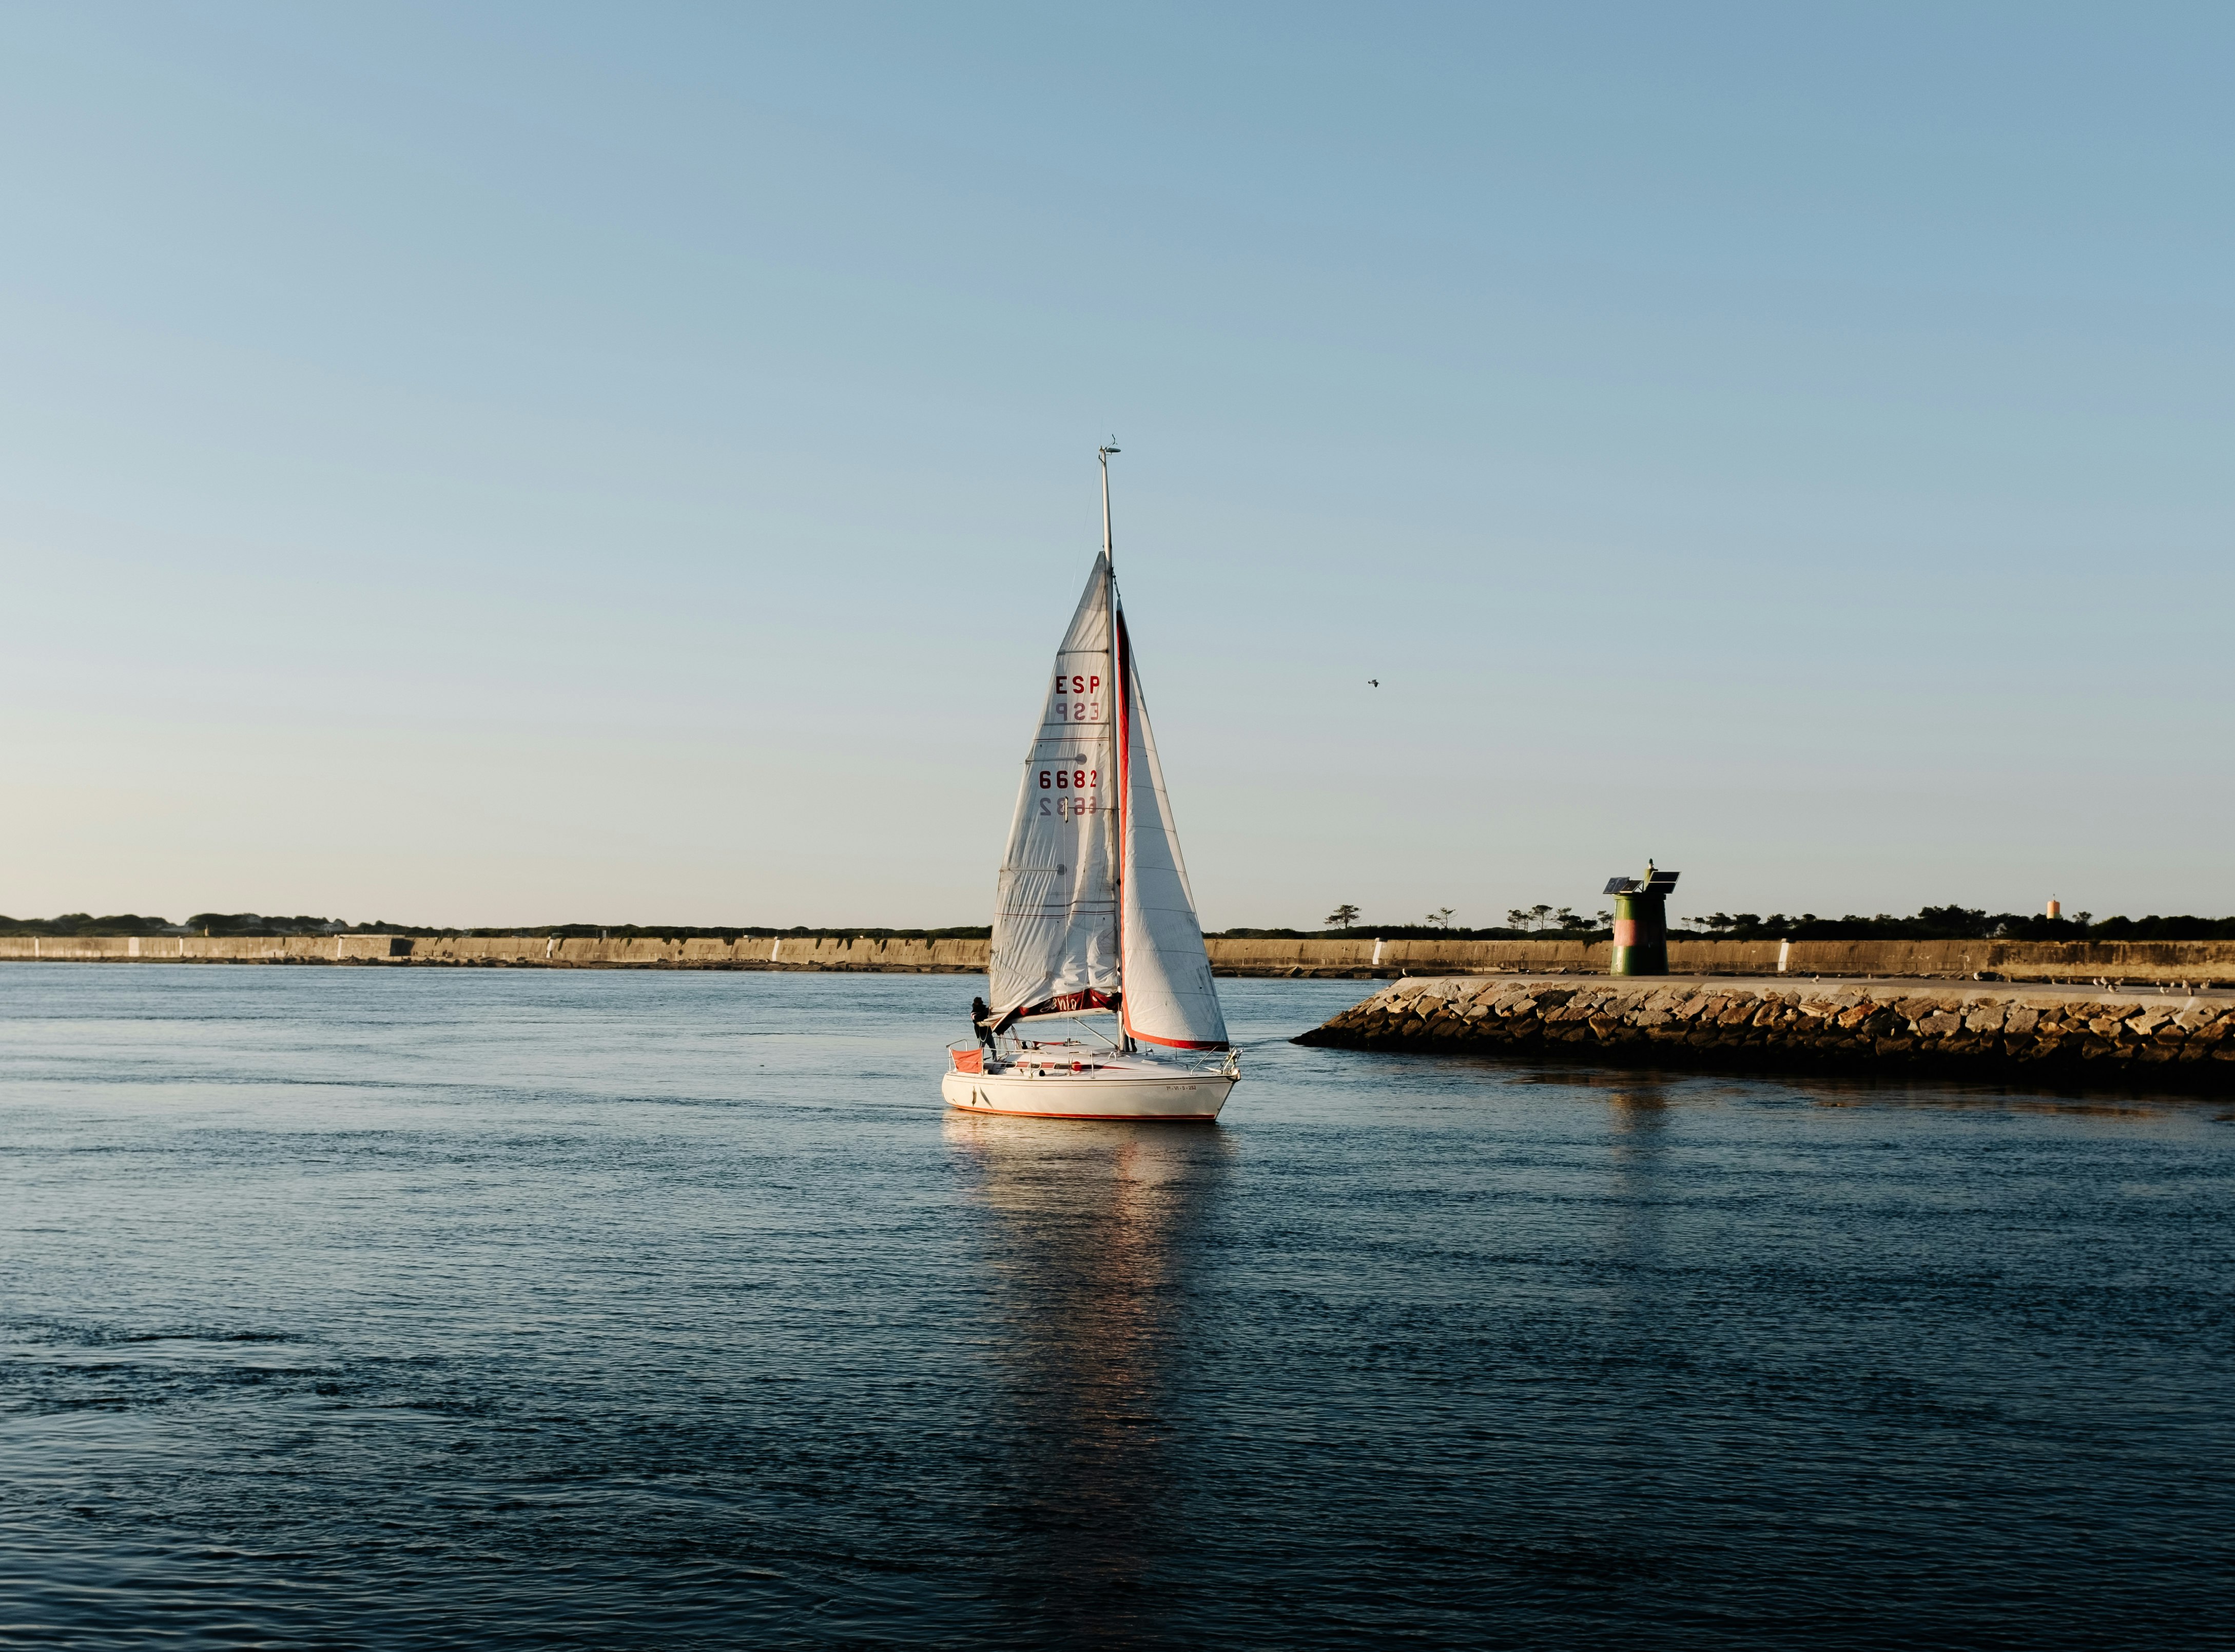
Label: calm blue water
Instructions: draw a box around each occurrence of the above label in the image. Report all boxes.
[0,966,2228,1649]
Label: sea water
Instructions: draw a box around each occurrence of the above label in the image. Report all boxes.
[0,966,2227,1649]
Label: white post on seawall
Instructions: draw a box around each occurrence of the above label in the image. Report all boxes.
[1778,939,1792,973]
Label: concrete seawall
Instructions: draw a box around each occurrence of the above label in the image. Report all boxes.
[1293,975,2235,1093]
[0,934,992,969]
[5,933,2235,982]
[5,933,2234,983]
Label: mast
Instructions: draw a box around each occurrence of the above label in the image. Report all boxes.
[1100,438,1118,575]
[1099,440,1119,755]
[1099,439,1131,1051]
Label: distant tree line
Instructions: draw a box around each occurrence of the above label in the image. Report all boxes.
[0,914,994,940]
[1215,902,2235,944]
[0,912,460,937]
[1215,921,1611,941]
[0,912,360,937]
[10,907,2231,944]
[0,913,185,936]
[1227,902,1607,942]
[1682,907,2235,942]
[514,924,995,942]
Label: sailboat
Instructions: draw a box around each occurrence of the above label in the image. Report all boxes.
[941,445,1238,1121]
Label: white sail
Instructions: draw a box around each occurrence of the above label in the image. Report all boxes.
[986,554,1121,1019]
[1116,615,1230,1049]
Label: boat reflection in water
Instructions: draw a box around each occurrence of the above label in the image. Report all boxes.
[1602,1079,1673,1343]
[1605,1078,1671,1264]
[943,1111,1231,1640]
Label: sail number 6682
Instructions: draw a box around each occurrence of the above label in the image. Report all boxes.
[1039,770,1098,790]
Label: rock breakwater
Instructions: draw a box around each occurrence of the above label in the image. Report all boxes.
[1293,975,2235,1092]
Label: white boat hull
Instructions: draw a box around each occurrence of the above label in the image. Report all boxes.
[941,1064,1234,1121]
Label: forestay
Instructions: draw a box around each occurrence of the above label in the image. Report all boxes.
[987,555,1121,1018]
[1116,614,1230,1050]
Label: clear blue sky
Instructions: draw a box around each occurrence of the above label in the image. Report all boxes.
[3,5,2227,929]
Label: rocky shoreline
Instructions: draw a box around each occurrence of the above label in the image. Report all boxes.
[1292,974,2235,1093]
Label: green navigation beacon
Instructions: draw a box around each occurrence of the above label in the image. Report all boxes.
[1603,863,1681,977]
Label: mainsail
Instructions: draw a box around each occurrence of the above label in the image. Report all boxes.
[986,555,1121,1018]
[1115,612,1229,1049]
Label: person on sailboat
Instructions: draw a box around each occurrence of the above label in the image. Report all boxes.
[969,996,996,1053]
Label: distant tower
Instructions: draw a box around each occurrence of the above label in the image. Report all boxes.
[2047,897,2062,920]
[1603,862,1681,976]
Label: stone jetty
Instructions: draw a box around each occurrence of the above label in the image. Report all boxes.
[1293,974,2235,1092]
